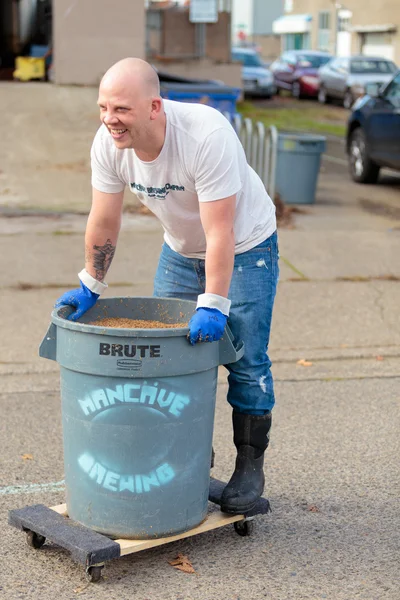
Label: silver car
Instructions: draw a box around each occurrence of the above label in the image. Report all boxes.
[232,47,276,98]
[318,55,397,108]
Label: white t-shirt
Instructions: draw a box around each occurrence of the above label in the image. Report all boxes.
[91,99,276,258]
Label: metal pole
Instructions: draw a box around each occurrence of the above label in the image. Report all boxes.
[254,122,265,177]
[243,118,253,161]
[233,114,242,135]
[195,23,206,58]
[268,125,278,202]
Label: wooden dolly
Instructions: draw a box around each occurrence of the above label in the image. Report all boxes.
[8,478,271,583]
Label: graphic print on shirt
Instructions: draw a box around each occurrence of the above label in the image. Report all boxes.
[130,181,185,201]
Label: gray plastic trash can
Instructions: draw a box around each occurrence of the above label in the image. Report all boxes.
[39,297,243,540]
[275,134,326,204]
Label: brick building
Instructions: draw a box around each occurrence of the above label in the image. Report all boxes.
[273,0,400,64]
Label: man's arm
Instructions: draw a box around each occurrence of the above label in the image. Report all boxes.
[84,188,124,283]
[188,194,236,344]
[199,194,236,298]
[55,188,124,320]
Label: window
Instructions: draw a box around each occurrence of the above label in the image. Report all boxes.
[318,11,331,52]
[350,59,397,74]
[328,58,339,71]
[336,58,349,73]
[284,52,297,66]
[284,33,311,51]
[232,51,263,68]
[384,73,400,108]
[318,11,330,30]
[338,16,350,33]
[296,53,332,68]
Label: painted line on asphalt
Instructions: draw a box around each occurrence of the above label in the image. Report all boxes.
[322,154,348,166]
[0,480,65,496]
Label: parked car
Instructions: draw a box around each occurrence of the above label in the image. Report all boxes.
[231,47,276,98]
[269,50,332,98]
[346,70,400,183]
[318,56,397,109]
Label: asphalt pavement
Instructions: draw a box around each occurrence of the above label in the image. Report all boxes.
[0,83,399,600]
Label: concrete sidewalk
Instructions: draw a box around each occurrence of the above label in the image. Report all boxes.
[1,207,399,599]
[1,83,399,599]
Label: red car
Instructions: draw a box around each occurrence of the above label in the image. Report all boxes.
[270,50,332,98]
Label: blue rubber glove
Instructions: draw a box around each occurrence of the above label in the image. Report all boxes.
[188,307,228,345]
[55,281,99,322]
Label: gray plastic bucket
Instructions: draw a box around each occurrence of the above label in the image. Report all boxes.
[39,297,244,539]
[275,133,326,204]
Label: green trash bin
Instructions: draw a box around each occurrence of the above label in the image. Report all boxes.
[39,297,244,539]
[275,133,326,205]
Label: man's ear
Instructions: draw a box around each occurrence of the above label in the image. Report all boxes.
[150,97,163,120]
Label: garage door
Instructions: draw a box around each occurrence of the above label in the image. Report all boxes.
[361,32,394,61]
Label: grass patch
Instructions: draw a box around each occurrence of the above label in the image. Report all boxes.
[237,100,347,137]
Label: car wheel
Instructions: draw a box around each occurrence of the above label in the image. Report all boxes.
[318,85,330,104]
[343,89,354,109]
[349,128,380,184]
[292,81,301,98]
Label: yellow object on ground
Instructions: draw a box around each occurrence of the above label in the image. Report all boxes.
[13,57,45,82]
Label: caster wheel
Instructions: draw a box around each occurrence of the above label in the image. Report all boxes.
[234,519,254,537]
[26,530,46,549]
[85,565,104,583]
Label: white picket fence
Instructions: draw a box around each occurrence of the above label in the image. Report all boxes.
[223,112,278,202]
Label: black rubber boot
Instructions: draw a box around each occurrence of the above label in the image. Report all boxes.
[220,411,272,514]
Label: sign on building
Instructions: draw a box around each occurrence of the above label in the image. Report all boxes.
[189,0,218,23]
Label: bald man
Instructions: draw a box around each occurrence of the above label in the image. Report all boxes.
[55,58,279,515]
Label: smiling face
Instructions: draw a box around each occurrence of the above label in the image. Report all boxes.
[97,85,149,150]
[97,58,163,152]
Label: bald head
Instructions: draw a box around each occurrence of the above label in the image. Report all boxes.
[97,57,166,154]
[101,57,160,99]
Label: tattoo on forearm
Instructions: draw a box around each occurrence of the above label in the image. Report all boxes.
[91,239,116,281]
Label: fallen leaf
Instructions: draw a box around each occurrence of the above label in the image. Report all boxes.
[297,359,313,367]
[21,454,33,461]
[308,505,320,512]
[73,583,90,593]
[168,553,196,574]
[376,355,384,361]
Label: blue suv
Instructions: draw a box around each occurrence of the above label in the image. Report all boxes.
[347,71,400,183]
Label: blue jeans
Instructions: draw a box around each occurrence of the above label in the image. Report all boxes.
[153,232,279,415]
